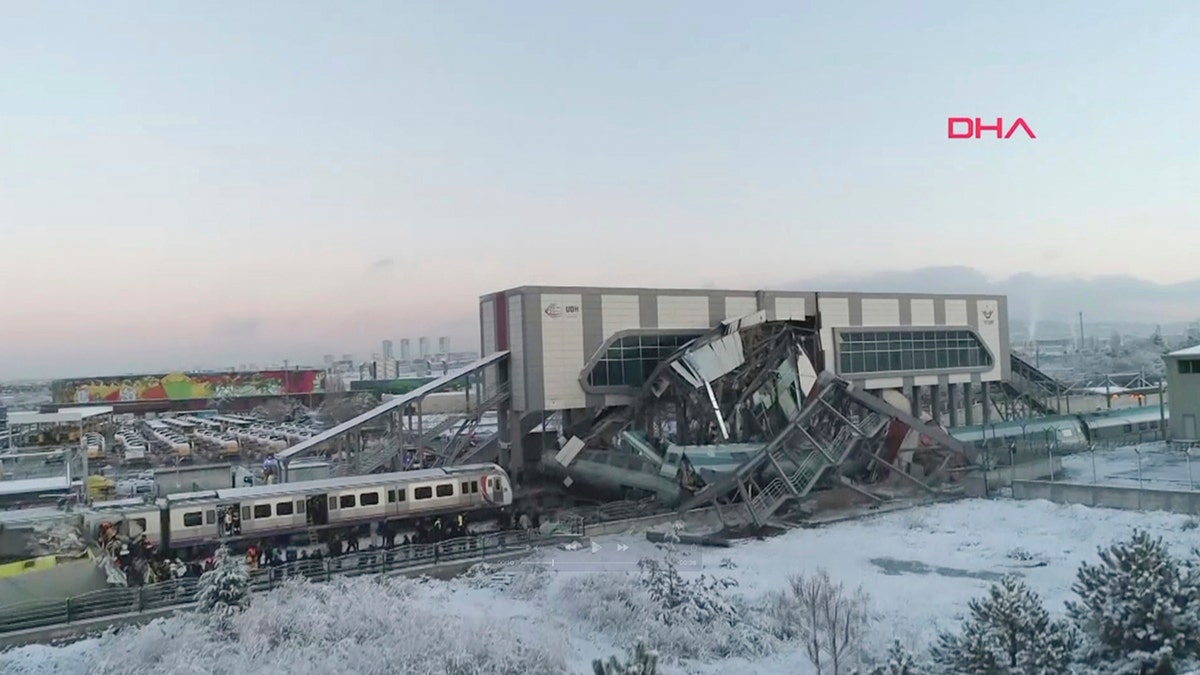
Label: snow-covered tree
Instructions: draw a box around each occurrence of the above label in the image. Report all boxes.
[931,574,1075,674]
[1067,529,1200,674]
[764,569,870,675]
[857,640,922,675]
[196,545,251,620]
[593,640,658,675]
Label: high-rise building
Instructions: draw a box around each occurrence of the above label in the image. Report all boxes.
[399,339,411,361]
[382,340,394,361]
[323,354,334,367]
[438,337,450,354]
[418,337,431,359]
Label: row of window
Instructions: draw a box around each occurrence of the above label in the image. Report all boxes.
[585,332,705,389]
[837,329,993,375]
[178,480,481,528]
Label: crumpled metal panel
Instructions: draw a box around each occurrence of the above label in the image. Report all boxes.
[677,332,746,386]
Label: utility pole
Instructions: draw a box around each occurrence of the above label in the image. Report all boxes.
[1078,312,1085,351]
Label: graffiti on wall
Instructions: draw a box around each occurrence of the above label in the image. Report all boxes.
[52,370,326,404]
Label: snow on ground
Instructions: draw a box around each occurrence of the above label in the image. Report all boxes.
[1058,442,1200,490]
[5,498,1200,674]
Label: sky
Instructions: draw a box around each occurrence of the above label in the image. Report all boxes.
[2,0,1198,379]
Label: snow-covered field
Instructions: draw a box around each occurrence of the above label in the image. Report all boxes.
[5,498,1200,674]
[1059,442,1200,490]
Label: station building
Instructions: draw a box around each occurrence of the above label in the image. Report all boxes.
[480,285,1010,428]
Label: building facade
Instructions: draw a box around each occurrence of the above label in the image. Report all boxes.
[480,285,1010,425]
[1165,346,1200,440]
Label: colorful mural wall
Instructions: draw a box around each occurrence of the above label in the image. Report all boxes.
[52,370,326,404]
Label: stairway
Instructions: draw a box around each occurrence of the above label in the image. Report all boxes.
[678,374,892,524]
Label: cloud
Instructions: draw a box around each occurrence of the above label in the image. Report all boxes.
[369,258,396,273]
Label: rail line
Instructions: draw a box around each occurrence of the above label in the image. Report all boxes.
[0,498,674,646]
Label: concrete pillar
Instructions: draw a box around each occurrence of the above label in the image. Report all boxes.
[963,382,976,426]
[909,385,921,417]
[981,383,992,425]
[930,384,943,425]
[507,408,525,485]
[947,383,959,427]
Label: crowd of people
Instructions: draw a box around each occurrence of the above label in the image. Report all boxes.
[97,504,546,588]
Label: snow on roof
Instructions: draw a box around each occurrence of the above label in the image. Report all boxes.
[0,476,72,496]
[9,407,113,426]
[1169,345,1200,357]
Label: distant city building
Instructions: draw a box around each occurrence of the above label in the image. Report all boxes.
[341,354,352,362]
[323,354,334,366]
[382,340,394,361]
[438,337,450,354]
[400,339,411,361]
[418,337,431,359]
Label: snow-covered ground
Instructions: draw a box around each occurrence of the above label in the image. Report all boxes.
[4,498,1200,674]
[1058,442,1200,490]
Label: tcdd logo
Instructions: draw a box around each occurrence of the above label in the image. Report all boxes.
[948,117,1036,139]
[544,303,562,318]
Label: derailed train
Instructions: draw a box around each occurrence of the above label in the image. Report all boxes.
[89,463,513,555]
[950,406,1167,454]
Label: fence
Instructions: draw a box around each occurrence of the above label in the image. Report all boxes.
[0,528,549,636]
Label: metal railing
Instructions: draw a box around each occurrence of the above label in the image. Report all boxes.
[0,528,551,636]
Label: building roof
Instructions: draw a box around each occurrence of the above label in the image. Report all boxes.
[0,476,73,497]
[8,406,113,426]
[1168,345,1200,357]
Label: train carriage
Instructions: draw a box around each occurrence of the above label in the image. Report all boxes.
[161,463,511,552]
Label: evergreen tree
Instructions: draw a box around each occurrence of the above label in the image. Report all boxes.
[931,574,1075,675]
[1067,529,1200,674]
[593,640,658,675]
[196,544,251,618]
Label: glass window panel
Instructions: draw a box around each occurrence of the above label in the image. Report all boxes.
[900,351,914,370]
[607,361,623,384]
[864,353,878,372]
[841,353,853,372]
[850,353,866,373]
[887,352,902,371]
[622,360,642,386]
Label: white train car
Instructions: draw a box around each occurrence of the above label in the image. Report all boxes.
[163,463,512,550]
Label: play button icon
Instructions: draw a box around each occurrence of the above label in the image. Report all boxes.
[590,541,602,554]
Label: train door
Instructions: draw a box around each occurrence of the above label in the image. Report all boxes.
[306,494,328,526]
[219,503,244,536]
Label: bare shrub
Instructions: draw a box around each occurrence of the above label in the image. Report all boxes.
[767,569,871,675]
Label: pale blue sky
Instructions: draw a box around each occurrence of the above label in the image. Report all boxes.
[1,1,1197,378]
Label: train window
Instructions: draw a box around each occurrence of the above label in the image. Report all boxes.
[471,481,479,494]
[436,483,453,498]
[1151,421,1160,429]
[129,518,147,537]
[241,506,251,521]
[276,501,294,516]
[397,488,406,502]
[414,486,432,500]
[253,504,271,519]
[1138,422,1149,431]
[387,490,396,503]
[360,492,380,506]
[183,512,202,527]
[339,495,356,509]
[205,510,216,525]
[461,481,470,494]
[1123,424,1133,433]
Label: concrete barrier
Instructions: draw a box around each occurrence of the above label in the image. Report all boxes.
[963,457,1063,497]
[1011,479,1200,515]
